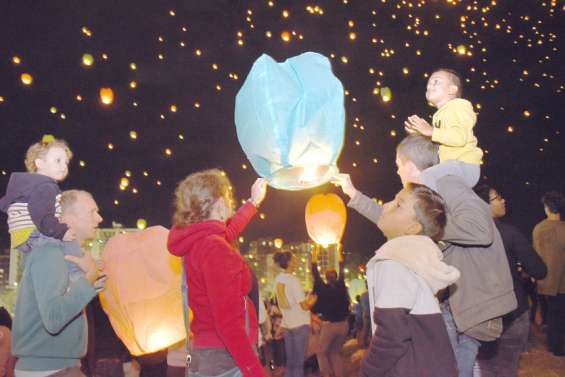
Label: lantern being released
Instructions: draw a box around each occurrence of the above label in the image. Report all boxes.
[99,226,185,355]
[235,52,345,190]
[305,193,347,247]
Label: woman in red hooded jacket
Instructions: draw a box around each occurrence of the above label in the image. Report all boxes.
[168,169,267,377]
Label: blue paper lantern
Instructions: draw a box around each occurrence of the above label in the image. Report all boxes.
[235,52,345,190]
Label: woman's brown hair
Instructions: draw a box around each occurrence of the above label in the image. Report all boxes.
[172,169,235,227]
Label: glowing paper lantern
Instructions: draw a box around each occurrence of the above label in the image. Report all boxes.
[456,44,467,55]
[99,226,185,355]
[20,73,33,85]
[82,53,94,67]
[305,193,347,247]
[235,52,345,190]
[380,87,392,102]
[99,87,114,105]
[136,218,147,230]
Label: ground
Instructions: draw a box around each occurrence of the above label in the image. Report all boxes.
[265,323,565,376]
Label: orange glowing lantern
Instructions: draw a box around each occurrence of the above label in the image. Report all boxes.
[305,193,347,247]
[99,226,186,355]
[20,73,33,86]
[99,87,114,105]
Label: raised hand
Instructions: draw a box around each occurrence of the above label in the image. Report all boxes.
[331,173,358,199]
[404,115,433,137]
[250,178,268,207]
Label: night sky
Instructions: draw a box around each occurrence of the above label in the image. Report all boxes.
[1,0,564,262]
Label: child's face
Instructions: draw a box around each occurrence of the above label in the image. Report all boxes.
[377,189,422,240]
[426,71,457,107]
[35,146,69,181]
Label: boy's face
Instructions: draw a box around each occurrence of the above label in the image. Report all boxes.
[377,189,422,240]
[35,146,69,181]
[426,71,458,107]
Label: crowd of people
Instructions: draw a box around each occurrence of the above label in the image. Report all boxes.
[0,67,564,377]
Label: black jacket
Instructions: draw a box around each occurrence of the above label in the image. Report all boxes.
[495,219,547,320]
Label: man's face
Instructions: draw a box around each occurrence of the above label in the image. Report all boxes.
[377,189,422,240]
[426,71,457,107]
[62,193,103,243]
[395,154,421,187]
[35,147,69,181]
[489,189,506,218]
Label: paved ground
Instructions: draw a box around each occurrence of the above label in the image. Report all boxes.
[266,323,565,376]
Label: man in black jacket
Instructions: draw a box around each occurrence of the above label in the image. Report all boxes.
[311,248,350,377]
[475,184,547,376]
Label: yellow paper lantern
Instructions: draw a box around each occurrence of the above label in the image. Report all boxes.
[305,193,347,247]
[99,87,114,105]
[281,31,291,42]
[82,53,94,67]
[136,218,147,230]
[100,226,186,355]
[456,44,467,55]
[20,73,33,86]
[380,87,392,102]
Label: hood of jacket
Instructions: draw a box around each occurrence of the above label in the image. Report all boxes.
[369,235,460,294]
[167,220,228,258]
[0,172,56,211]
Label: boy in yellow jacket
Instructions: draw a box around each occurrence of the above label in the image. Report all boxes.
[405,68,483,191]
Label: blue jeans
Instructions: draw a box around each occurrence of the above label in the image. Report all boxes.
[282,325,310,377]
[442,304,481,377]
[475,311,530,377]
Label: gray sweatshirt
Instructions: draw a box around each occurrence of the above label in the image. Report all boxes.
[348,175,516,340]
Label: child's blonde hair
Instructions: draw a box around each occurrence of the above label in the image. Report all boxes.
[25,135,73,173]
[172,169,235,227]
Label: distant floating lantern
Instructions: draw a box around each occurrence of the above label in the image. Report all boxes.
[129,130,138,140]
[120,177,130,189]
[82,53,94,67]
[99,87,114,105]
[235,52,345,190]
[136,218,147,230]
[274,238,284,249]
[380,87,392,102]
[305,193,347,247]
[50,106,58,114]
[100,226,185,355]
[12,56,21,65]
[280,31,291,42]
[456,44,467,55]
[20,73,33,86]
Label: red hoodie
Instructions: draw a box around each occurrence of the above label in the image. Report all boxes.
[167,202,264,377]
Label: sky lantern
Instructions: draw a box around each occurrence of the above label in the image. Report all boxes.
[280,30,291,42]
[305,193,347,247]
[82,53,94,67]
[136,218,147,230]
[99,226,186,355]
[20,73,33,85]
[456,44,467,55]
[99,87,114,105]
[380,86,392,102]
[235,52,345,190]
